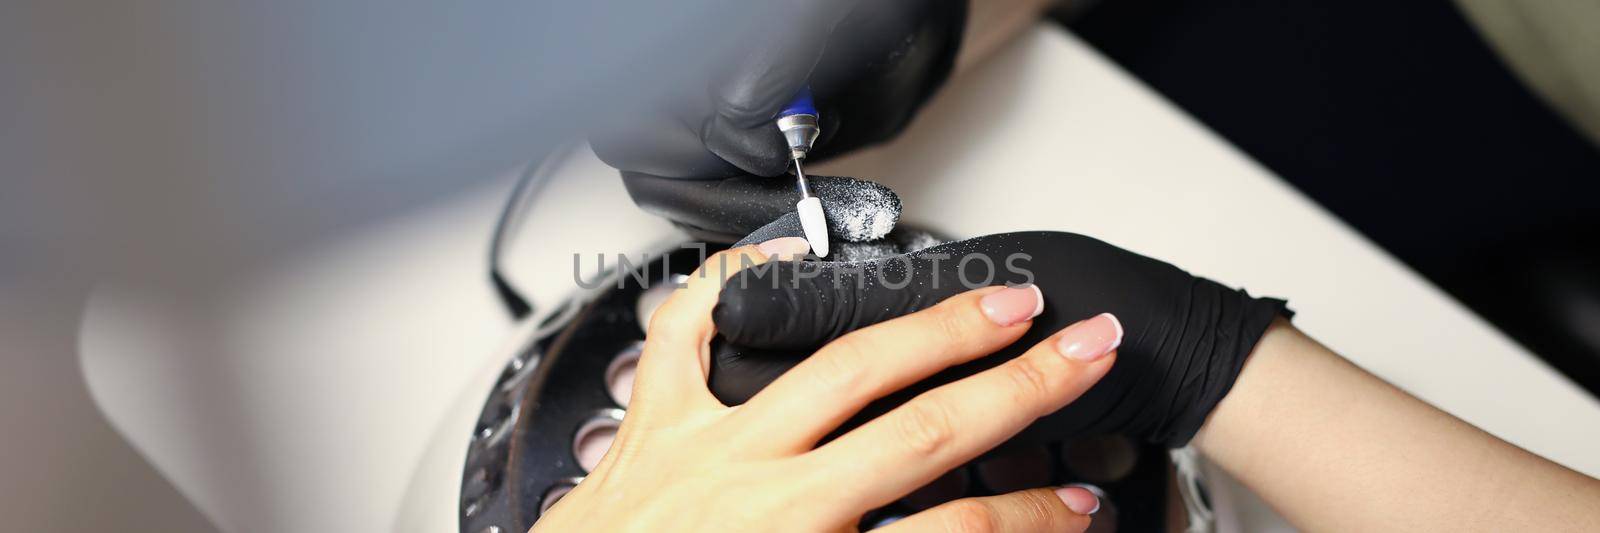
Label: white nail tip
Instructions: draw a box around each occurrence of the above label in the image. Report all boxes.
[1102,313,1124,352]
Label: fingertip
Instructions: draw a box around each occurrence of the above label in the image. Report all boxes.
[757,236,811,259]
[1056,484,1102,515]
[978,284,1045,327]
[1054,313,1122,363]
[1103,313,1124,352]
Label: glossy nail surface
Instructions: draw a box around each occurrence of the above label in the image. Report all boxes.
[757,236,811,259]
[1055,313,1122,362]
[1056,484,1102,515]
[979,285,1044,327]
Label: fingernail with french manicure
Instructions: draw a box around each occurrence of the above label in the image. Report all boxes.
[1056,484,1103,515]
[757,236,811,259]
[1055,313,1122,362]
[980,284,1044,327]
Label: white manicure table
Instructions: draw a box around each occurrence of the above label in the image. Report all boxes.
[80,23,1600,532]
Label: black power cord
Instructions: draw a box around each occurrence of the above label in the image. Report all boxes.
[488,144,573,320]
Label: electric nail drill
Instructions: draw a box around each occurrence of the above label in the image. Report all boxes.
[775,88,829,257]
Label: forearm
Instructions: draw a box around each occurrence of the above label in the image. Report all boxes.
[956,0,1059,70]
[1195,319,1600,530]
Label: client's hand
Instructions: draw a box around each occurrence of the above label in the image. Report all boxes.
[710,231,1291,448]
[534,237,1115,532]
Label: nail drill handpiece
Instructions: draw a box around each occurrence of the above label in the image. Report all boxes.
[776,88,829,257]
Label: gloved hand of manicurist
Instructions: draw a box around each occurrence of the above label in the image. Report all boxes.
[709,231,1292,448]
[591,0,967,242]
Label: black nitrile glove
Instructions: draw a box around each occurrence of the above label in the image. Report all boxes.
[709,231,1292,448]
[621,173,903,244]
[591,0,966,239]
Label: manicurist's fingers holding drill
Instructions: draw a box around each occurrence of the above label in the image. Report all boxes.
[534,237,1111,532]
[591,0,966,242]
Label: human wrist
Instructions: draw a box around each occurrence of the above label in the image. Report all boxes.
[1191,317,1303,451]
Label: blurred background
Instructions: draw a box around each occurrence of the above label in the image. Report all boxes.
[1060,0,1600,398]
[3,0,1596,531]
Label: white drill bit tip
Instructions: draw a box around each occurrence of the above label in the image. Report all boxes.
[797,196,829,258]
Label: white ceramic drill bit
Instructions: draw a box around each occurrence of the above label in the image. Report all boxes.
[776,88,828,257]
[792,159,829,258]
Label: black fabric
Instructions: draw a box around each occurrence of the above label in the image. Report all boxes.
[709,231,1290,448]
[595,0,963,243]
[732,211,808,249]
[622,173,899,244]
